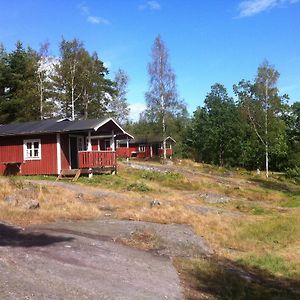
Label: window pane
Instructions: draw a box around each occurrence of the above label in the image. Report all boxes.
[34,149,39,157]
[34,142,39,149]
[27,142,32,149]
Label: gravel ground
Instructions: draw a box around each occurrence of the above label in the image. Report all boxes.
[0,221,183,300]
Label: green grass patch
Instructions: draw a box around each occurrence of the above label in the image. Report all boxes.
[233,201,271,215]
[175,258,300,300]
[237,215,300,250]
[238,254,295,277]
[281,194,300,208]
[139,170,199,190]
[126,182,151,192]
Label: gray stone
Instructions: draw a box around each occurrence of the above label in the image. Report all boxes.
[75,193,84,200]
[4,195,18,206]
[19,187,37,198]
[21,199,40,209]
[150,200,161,207]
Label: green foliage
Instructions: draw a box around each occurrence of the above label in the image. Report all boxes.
[189,83,244,166]
[126,182,151,192]
[285,166,300,183]
[0,41,40,123]
[0,39,123,123]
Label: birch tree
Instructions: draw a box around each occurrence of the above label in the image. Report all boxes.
[53,38,84,120]
[145,35,185,160]
[36,42,58,119]
[107,68,130,124]
[234,61,285,178]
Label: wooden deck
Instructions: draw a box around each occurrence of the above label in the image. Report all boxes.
[78,151,116,170]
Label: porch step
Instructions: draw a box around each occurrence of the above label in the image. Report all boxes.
[56,169,81,182]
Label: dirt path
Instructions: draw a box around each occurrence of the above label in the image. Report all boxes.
[123,161,253,188]
[0,221,183,300]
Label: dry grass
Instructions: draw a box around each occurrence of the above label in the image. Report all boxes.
[0,179,102,226]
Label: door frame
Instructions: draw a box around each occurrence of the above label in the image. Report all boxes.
[68,135,85,169]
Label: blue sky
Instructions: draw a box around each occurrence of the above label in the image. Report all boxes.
[0,0,300,120]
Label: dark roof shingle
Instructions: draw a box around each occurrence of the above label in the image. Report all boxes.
[0,117,112,136]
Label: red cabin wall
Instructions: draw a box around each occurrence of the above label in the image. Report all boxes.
[0,134,58,175]
[117,144,173,158]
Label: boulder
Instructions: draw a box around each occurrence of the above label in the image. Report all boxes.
[21,199,40,209]
[4,195,18,206]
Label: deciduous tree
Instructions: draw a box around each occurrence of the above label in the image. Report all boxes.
[145,35,186,159]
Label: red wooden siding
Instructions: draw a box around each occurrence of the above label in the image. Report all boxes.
[116,147,131,157]
[79,151,116,169]
[0,134,58,175]
[158,148,173,156]
[92,139,99,151]
[117,144,173,158]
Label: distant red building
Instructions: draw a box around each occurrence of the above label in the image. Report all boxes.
[116,136,176,159]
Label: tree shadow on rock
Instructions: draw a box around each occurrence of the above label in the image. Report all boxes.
[0,223,73,248]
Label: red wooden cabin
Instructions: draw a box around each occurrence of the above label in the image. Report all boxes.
[116,136,176,159]
[0,117,133,176]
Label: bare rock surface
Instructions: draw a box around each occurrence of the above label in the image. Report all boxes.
[35,219,211,257]
[0,221,183,300]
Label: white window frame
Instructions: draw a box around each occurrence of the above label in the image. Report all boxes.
[139,144,145,152]
[23,139,42,160]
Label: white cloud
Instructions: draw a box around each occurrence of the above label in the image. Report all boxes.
[87,16,110,25]
[139,1,161,11]
[78,2,90,15]
[78,2,110,25]
[129,103,146,121]
[238,0,299,17]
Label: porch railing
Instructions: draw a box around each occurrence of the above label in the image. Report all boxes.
[78,151,116,169]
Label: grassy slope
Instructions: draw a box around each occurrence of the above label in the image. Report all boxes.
[0,161,299,299]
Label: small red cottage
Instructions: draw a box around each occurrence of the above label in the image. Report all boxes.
[116,136,176,159]
[0,117,133,176]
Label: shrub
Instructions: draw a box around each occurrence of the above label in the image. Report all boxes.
[286,166,300,183]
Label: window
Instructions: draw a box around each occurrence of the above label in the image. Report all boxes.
[139,144,145,152]
[24,139,41,160]
[104,139,111,150]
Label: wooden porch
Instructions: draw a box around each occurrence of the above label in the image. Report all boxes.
[57,151,117,181]
[78,150,116,170]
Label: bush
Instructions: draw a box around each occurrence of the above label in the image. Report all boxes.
[127,182,151,192]
[286,167,300,183]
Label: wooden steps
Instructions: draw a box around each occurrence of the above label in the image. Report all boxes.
[56,169,81,182]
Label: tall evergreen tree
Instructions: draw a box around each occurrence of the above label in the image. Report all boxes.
[0,41,39,123]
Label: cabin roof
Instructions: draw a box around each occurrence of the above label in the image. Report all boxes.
[0,117,133,138]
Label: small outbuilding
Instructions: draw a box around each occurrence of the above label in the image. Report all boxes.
[116,136,176,159]
[0,117,133,176]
